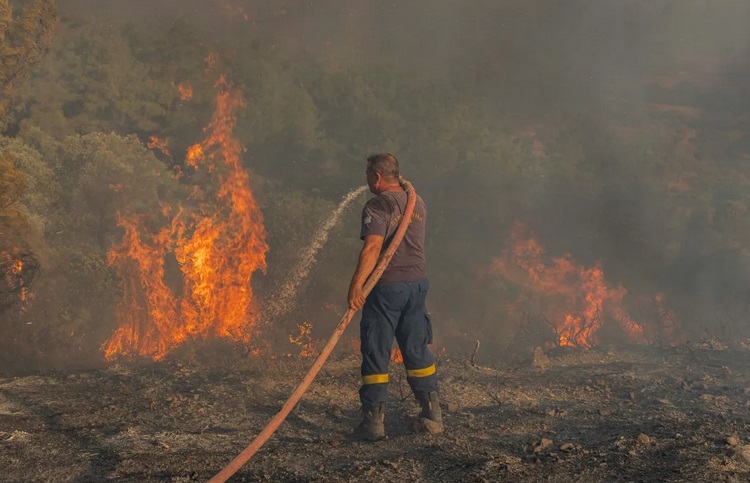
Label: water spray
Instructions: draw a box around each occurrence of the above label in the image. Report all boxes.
[264,185,369,322]
[209,178,417,482]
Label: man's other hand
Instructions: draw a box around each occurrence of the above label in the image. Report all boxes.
[348,284,366,311]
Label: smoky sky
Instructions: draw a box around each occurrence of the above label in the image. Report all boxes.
[56,0,750,147]
[46,0,750,353]
[58,1,750,87]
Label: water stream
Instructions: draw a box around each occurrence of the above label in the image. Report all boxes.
[263,185,368,322]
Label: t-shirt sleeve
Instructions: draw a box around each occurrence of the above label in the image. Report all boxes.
[360,199,388,240]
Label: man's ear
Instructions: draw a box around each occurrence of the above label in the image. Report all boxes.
[374,172,383,189]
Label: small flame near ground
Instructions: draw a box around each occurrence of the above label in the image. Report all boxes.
[489,223,646,348]
[347,338,404,363]
[391,348,404,363]
[289,321,317,358]
[103,73,268,361]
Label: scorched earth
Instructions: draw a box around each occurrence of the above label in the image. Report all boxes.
[1,341,750,482]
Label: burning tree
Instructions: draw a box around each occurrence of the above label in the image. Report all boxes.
[488,223,646,348]
[0,248,39,310]
[0,142,39,312]
[0,0,57,313]
[104,74,269,361]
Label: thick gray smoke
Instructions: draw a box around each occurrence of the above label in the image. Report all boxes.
[4,0,749,371]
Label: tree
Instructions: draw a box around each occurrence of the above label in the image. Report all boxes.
[0,0,58,314]
[0,151,38,310]
[0,0,58,128]
[0,132,181,369]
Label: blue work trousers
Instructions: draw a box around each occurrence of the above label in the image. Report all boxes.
[359,279,438,406]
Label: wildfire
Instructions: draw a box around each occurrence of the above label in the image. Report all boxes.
[348,339,404,363]
[289,321,317,358]
[147,136,171,157]
[104,74,268,360]
[104,215,184,361]
[489,223,645,347]
[1,250,38,306]
[11,258,26,302]
[177,83,193,101]
[391,348,404,363]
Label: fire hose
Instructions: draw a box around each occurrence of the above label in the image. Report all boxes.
[209,178,417,482]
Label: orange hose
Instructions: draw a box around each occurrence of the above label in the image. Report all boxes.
[209,179,418,482]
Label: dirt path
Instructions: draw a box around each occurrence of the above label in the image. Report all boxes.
[2,343,750,482]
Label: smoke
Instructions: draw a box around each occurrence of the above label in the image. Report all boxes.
[5,0,750,370]
[57,0,750,116]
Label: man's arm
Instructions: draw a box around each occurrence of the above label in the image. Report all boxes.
[348,235,384,310]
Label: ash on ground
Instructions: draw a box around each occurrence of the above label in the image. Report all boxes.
[2,342,750,482]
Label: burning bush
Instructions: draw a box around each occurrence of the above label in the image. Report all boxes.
[487,223,647,349]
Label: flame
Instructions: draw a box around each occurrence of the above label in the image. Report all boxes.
[2,251,30,304]
[11,258,26,302]
[104,214,183,361]
[289,321,317,358]
[186,144,205,169]
[103,74,268,360]
[148,136,171,157]
[177,83,193,101]
[489,223,645,347]
[348,338,404,363]
[390,348,403,363]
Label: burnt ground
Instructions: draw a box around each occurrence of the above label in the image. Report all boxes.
[2,341,750,482]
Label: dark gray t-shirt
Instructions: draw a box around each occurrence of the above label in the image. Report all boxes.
[360,190,427,284]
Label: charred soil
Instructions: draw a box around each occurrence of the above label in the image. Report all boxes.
[2,343,750,482]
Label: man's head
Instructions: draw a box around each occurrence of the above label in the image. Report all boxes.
[366,153,400,194]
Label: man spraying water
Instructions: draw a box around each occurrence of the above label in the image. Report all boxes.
[210,158,426,483]
[348,153,442,441]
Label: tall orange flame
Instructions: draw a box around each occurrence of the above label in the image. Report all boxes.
[104,75,268,360]
[104,215,183,361]
[177,76,268,344]
[490,223,644,347]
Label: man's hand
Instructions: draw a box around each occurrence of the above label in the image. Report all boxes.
[348,283,366,311]
[348,235,383,311]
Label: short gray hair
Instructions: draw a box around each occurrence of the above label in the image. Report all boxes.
[366,153,399,180]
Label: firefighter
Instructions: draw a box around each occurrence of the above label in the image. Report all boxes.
[347,153,442,441]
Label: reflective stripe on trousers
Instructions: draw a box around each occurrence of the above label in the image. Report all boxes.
[359,279,438,406]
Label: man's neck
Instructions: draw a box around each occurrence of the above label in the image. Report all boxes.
[377,181,403,194]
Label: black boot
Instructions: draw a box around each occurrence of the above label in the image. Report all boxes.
[353,404,385,441]
[414,391,443,434]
